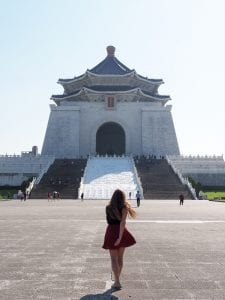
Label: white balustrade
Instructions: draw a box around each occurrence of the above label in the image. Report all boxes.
[166,156,197,199]
[167,155,225,174]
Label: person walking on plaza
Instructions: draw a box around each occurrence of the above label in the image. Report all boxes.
[179,193,184,205]
[53,191,57,200]
[47,192,51,202]
[136,190,141,207]
[23,192,27,201]
[102,189,136,290]
[20,192,24,201]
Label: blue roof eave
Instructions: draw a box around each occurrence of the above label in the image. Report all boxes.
[58,70,163,87]
[51,87,170,102]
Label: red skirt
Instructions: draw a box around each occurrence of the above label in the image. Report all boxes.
[102,225,136,250]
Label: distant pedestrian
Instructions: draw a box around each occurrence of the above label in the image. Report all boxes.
[47,192,51,201]
[81,193,84,201]
[179,194,184,205]
[136,190,141,207]
[23,192,27,201]
[129,192,131,200]
[57,192,60,200]
[20,193,23,201]
[53,191,57,200]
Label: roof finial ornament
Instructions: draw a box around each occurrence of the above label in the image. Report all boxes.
[107,45,115,56]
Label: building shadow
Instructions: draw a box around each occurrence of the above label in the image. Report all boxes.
[80,288,119,300]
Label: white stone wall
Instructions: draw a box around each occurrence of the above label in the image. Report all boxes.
[0,174,27,186]
[0,155,55,186]
[0,155,54,173]
[42,105,80,158]
[142,105,179,156]
[41,100,180,158]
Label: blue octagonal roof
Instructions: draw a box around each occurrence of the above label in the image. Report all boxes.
[89,46,132,75]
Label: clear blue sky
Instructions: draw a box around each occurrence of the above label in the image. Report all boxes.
[0,0,225,156]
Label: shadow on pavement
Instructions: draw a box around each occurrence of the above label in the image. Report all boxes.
[80,288,119,299]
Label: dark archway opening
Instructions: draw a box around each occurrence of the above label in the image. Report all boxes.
[96,122,125,155]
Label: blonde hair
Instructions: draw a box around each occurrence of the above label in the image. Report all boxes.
[108,189,136,219]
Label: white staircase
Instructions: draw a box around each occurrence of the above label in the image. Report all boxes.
[79,156,141,199]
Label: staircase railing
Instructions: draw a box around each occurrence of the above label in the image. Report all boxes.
[130,156,144,199]
[35,157,55,185]
[78,157,90,198]
[166,156,197,199]
[26,177,36,195]
[78,177,84,199]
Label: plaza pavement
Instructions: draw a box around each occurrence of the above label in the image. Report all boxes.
[0,199,225,300]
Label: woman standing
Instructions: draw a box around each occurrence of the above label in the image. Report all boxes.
[102,189,136,289]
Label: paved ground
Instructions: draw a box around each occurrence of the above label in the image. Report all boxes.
[0,199,225,300]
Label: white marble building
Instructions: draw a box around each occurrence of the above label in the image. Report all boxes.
[42,46,180,158]
[1,46,225,188]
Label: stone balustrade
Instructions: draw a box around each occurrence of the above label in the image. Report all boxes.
[168,154,223,161]
[167,155,225,186]
[167,155,225,174]
[0,155,55,186]
[0,156,55,172]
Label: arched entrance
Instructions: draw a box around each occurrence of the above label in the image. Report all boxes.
[96,122,125,155]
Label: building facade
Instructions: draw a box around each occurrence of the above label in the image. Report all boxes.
[41,46,180,158]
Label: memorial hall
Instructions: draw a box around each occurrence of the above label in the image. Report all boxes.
[0,46,225,199]
[42,45,179,158]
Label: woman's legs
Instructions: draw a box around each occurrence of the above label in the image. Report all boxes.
[118,247,125,277]
[109,249,121,286]
[109,247,126,287]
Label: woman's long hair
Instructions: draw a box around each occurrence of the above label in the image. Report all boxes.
[107,189,136,219]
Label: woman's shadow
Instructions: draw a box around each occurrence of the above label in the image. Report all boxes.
[80,287,118,299]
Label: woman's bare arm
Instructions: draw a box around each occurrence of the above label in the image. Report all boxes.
[114,208,127,246]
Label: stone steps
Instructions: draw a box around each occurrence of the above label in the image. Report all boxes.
[81,156,140,199]
[30,159,87,199]
[135,158,193,199]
